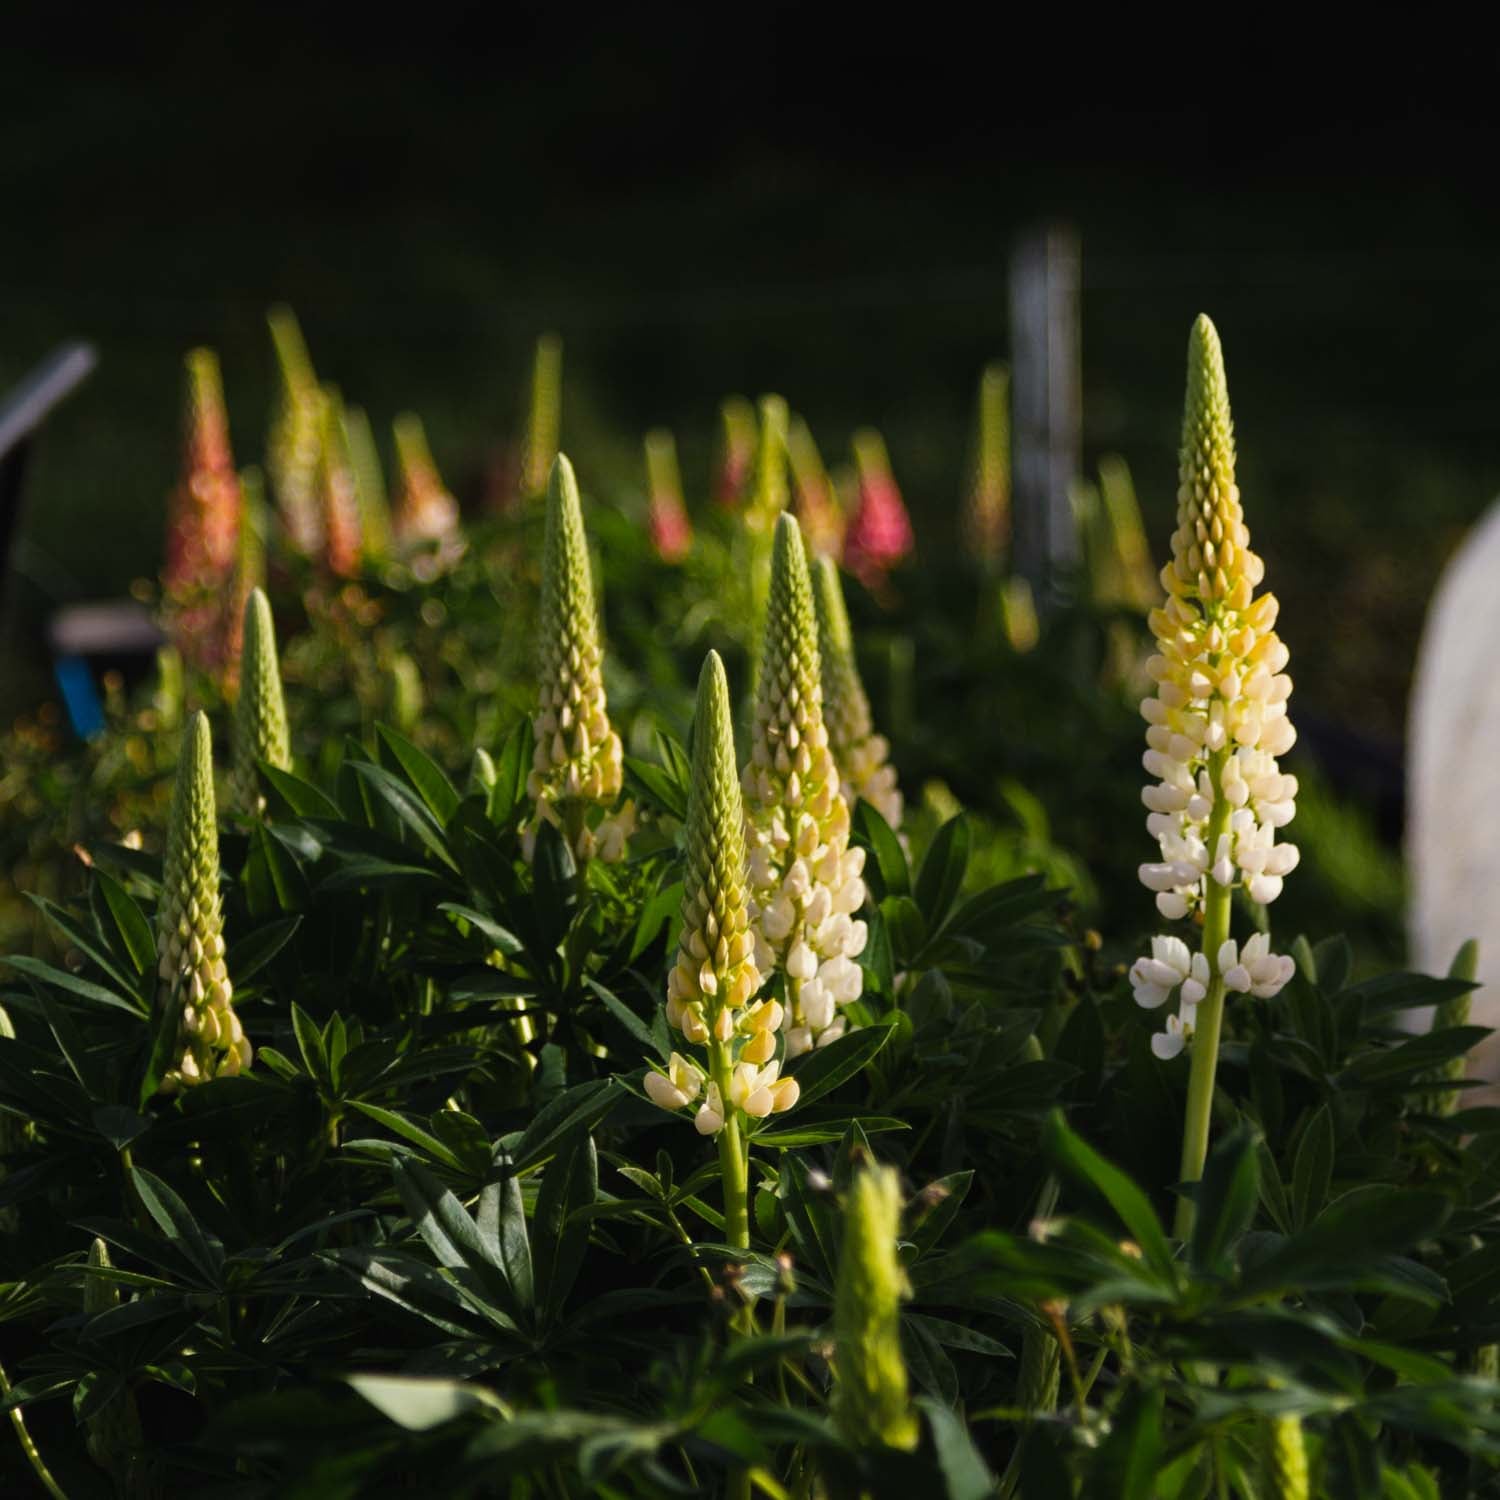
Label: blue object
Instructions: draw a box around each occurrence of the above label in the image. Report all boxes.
[54,653,105,738]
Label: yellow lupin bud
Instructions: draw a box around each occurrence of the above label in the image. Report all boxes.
[832,1165,919,1452]
[524,455,628,865]
[744,517,868,1057]
[812,556,903,831]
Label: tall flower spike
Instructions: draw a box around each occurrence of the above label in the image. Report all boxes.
[233,588,291,817]
[843,428,914,595]
[525,455,630,864]
[521,333,563,499]
[267,306,325,557]
[714,395,757,509]
[318,387,364,578]
[646,652,798,1137]
[812,556,903,831]
[832,1165,919,1452]
[1131,317,1296,1237]
[788,415,844,561]
[222,467,268,696]
[343,402,393,567]
[163,348,242,674]
[963,361,1010,568]
[392,413,465,579]
[744,515,868,1057]
[157,712,251,1092]
[644,428,692,563]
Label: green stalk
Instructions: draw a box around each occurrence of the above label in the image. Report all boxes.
[708,1037,750,1251]
[0,1355,70,1500]
[1174,745,1232,1241]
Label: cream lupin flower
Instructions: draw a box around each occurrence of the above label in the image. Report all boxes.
[647,651,798,1137]
[812,555,903,831]
[744,515,868,1058]
[524,454,630,865]
[1132,317,1297,1061]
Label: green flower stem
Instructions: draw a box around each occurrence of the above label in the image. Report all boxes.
[1174,744,1233,1241]
[0,1354,71,1500]
[708,1036,750,1252]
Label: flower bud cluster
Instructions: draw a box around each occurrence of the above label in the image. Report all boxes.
[813,556,903,832]
[524,455,631,865]
[158,713,252,1092]
[645,652,800,1135]
[232,588,292,818]
[842,428,914,594]
[1137,315,1299,924]
[744,517,868,1058]
[645,428,692,563]
[1130,934,1294,1058]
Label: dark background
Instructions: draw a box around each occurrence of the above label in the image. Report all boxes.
[4,15,1499,742]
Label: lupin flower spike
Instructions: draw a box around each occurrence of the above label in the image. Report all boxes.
[743,515,868,1057]
[646,651,799,1145]
[714,395,757,509]
[788,415,845,560]
[392,412,465,578]
[812,556,903,831]
[232,588,291,817]
[267,306,326,557]
[157,712,251,1092]
[963,361,1010,568]
[644,428,693,563]
[163,348,242,673]
[343,402,393,566]
[525,454,631,864]
[521,333,563,499]
[318,387,364,578]
[832,1165,919,1452]
[1130,316,1296,1235]
[843,428,914,595]
[222,467,268,696]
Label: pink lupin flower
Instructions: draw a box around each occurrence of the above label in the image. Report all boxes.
[645,429,693,563]
[841,429,913,594]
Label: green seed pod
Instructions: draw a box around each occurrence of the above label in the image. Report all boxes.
[832,1164,918,1452]
[232,588,291,818]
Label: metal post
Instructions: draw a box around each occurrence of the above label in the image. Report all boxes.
[1009,224,1081,606]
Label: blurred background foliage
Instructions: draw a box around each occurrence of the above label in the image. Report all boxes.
[3,15,1496,973]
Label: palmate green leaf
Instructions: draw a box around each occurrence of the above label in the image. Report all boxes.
[347,760,461,872]
[327,1247,516,1341]
[347,1373,510,1431]
[438,902,524,955]
[784,1024,892,1108]
[226,914,303,985]
[750,1116,909,1149]
[1292,1102,1336,1230]
[94,871,157,978]
[129,1168,224,1286]
[531,1128,597,1320]
[488,717,532,827]
[905,1171,974,1259]
[349,1102,466,1171]
[916,1397,996,1500]
[27,893,143,999]
[623,753,688,823]
[511,1079,622,1173]
[377,722,461,825]
[914,813,970,931]
[1239,1185,1452,1299]
[584,976,665,1060]
[1042,1109,1175,1281]
[852,799,910,900]
[290,1003,330,1088]
[777,1156,840,1283]
[477,1152,535,1317]
[1190,1123,1258,1277]
[243,822,312,914]
[259,762,342,819]
[2,953,146,1018]
[1341,1025,1492,1088]
[1342,971,1479,1018]
[905,1312,959,1403]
